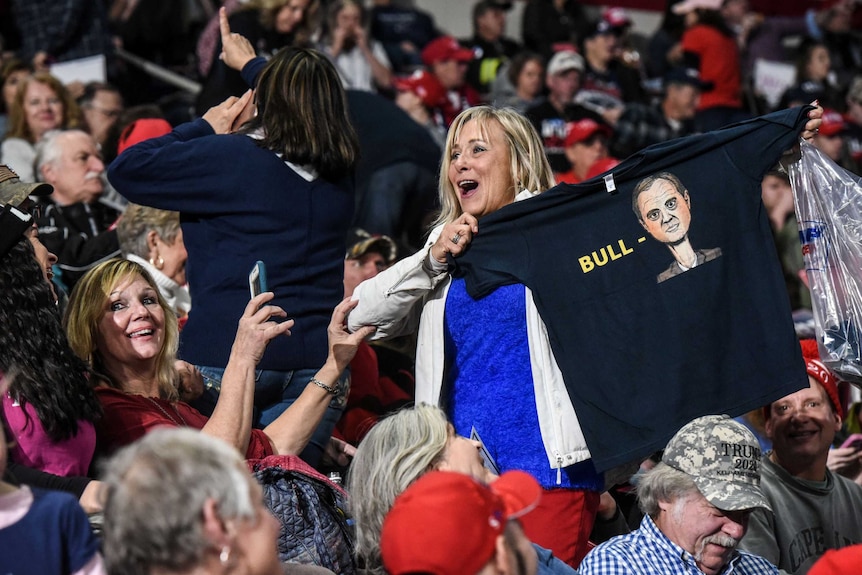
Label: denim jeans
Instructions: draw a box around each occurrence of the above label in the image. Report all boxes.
[191,365,347,468]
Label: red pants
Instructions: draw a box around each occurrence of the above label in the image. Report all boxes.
[517,487,600,568]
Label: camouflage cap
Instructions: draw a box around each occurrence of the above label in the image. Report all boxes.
[345,228,397,264]
[662,415,771,512]
[0,165,52,207]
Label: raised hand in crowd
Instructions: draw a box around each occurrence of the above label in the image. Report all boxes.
[218,6,256,72]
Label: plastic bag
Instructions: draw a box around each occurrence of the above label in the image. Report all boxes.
[786,140,862,387]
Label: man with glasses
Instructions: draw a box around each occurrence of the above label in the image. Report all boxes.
[78,82,123,146]
[632,171,722,284]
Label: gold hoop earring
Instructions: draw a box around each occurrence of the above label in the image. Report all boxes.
[149,255,165,270]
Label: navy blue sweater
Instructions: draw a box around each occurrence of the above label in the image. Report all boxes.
[108,119,353,371]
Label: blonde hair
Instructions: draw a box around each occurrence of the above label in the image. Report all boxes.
[435,106,554,227]
[6,72,80,142]
[64,259,180,401]
[347,404,450,574]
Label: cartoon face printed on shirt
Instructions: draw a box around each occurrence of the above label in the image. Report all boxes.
[635,176,692,245]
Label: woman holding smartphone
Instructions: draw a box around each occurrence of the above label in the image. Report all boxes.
[107,10,359,467]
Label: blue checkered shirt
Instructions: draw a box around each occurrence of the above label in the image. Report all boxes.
[579,515,779,575]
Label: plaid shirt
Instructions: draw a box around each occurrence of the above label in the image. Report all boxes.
[11,0,111,62]
[610,102,697,160]
[579,515,779,575]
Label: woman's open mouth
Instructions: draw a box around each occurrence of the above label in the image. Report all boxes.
[458,180,478,198]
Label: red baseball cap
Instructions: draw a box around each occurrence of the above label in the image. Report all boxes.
[380,470,542,575]
[393,70,448,109]
[421,36,475,67]
[765,339,843,420]
[602,7,632,30]
[818,109,846,137]
[800,339,843,419]
[808,544,862,575]
[118,118,173,155]
[564,118,612,148]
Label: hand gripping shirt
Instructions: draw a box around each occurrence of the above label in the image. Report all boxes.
[451,107,813,471]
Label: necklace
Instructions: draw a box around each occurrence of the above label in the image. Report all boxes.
[144,396,188,427]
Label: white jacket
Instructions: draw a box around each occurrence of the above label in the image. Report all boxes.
[348,196,593,474]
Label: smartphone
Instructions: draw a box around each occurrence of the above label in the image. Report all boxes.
[249,260,268,298]
[840,433,862,451]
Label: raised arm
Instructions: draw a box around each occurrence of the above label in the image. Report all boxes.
[218,6,257,72]
[347,225,450,339]
[262,298,376,455]
[347,217,478,339]
[200,292,292,454]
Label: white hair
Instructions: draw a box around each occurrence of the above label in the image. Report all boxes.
[101,428,257,575]
[636,462,700,518]
[33,129,92,182]
[347,404,451,574]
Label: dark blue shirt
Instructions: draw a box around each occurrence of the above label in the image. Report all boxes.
[0,487,100,574]
[109,119,352,372]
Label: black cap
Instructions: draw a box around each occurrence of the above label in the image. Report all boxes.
[583,19,614,40]
[664,67,712,91]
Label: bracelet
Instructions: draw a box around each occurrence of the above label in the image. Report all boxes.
[309,377,339,396]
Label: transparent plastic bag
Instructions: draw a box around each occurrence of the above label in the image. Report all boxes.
[787,140,862,387]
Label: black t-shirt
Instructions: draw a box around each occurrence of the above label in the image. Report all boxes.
[452,107,813,470]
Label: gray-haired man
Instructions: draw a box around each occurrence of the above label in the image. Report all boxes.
[33,129,120,290]
[579,415,778,575]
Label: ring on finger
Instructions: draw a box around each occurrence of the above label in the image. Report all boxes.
[451,234,461,244]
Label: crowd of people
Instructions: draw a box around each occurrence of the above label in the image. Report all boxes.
[1,0,862,574]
